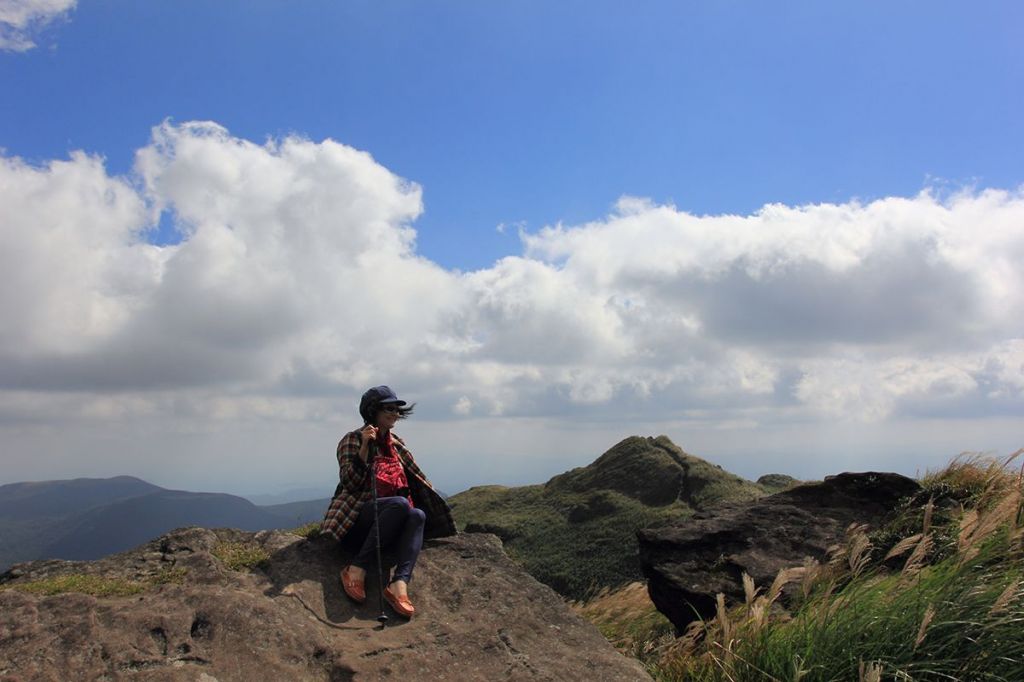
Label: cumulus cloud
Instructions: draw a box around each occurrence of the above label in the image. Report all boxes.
[1,121,469,397]
[1,119,1022,490]
[0,151,155,355]
[795,341,1024,421]
[0,0,75,51]
[510,191,1024,421]
[524,192,1024,350]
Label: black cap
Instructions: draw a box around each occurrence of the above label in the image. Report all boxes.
[359,385,406,422]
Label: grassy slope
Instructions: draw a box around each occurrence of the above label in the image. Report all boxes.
[449,435,765,600]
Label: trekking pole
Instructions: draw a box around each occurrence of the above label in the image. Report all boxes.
[368,444,389,629]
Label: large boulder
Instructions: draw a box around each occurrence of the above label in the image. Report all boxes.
[637,471,921,633]
[0,527,650,681]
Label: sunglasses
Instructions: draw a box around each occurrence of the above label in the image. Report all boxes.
[380,405,402,413]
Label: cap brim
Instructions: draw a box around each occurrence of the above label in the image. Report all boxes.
[380,399,406,406]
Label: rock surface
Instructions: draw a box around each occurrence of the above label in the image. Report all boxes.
[637,471,921,632]
[1,528,650,681]
[755,473,800,493]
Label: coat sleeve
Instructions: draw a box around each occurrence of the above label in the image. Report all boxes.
[321,430,376,542]
[337,430,371,496]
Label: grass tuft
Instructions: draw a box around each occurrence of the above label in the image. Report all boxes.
[1,573,146,597]
[291,521,322,539]
[212,541,270,571]
[0,566,190,597]
[150,566,189,585]
[570,582,676,667]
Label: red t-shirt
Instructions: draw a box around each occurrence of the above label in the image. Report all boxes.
[374,432,413,506]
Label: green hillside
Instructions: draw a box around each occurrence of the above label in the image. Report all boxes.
[448,435,766,599]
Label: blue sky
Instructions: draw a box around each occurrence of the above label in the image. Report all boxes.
[1,1,1022,496]
[8,1,1021,266]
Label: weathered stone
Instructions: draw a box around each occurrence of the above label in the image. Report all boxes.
[638,471,921,632]
[1,528,650,681]
[755,473,800,493]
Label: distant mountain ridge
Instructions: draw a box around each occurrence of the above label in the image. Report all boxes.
[448,435,767,599]
[0,476,162,520]
[0,476,330,571]
[244,487,327,506]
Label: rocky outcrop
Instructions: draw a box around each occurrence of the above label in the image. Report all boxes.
[1,527,650,681]
[637,472,921,632]
[755,473,800,493]
[544,436,765,510]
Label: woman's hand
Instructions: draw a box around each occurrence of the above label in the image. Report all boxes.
[358,424,378,462]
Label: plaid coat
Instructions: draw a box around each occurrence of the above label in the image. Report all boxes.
[320,428,457,542]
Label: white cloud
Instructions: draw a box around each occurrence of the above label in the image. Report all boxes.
[794,355,979,422]
[0,151,156,355]
[510,189,1024,422]
[0,0,75,52]
[453,396,472,415]
[523,191,1024,353]
[0,121,469,396]
[2,121,1023,490]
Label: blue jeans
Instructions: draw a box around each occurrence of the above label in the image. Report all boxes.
[347,496,426,584]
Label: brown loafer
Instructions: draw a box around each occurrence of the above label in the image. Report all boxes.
[341,566,365,603]
[383,585,415,618]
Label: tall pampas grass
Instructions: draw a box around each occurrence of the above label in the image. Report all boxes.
[655,450,1024,681]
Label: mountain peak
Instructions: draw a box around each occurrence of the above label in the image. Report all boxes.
[0,475,163,523]
[450,436,767,598]
[546,435,763,509]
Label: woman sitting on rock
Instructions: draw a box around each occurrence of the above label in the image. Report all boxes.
[320,386,456,618]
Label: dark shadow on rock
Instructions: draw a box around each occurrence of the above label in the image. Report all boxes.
[261,533,439,629]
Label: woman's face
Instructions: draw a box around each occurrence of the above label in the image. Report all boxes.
[374,404,401,430]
